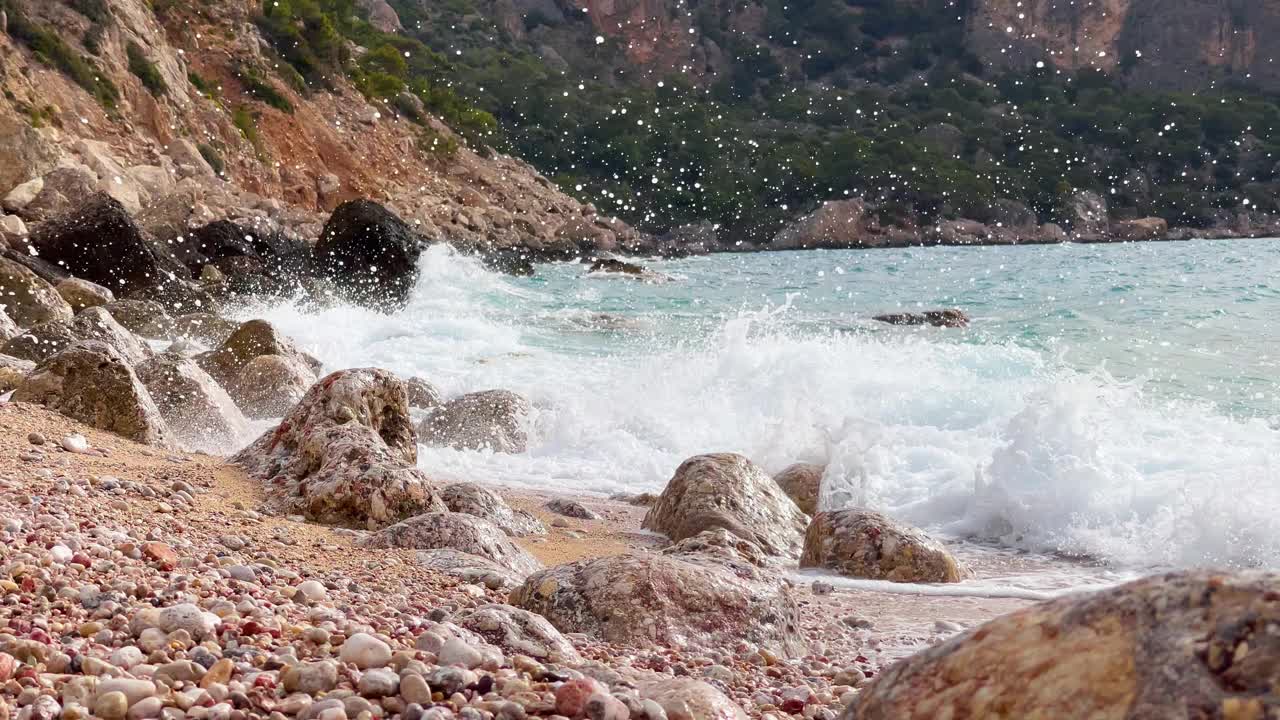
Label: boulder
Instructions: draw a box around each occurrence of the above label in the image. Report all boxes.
[136,353,250,455]
[227,354,318,419]
[197,319,321,387]
[0,306,17,342]
[438,482,547,537]
[103,300,174,339]
[174,219,312,280]
[773,463,823,516]
[405,377,442,409]
[314,200,424,310]
[0,214,27,241]
[846,570,1280,719]
[18,165,100,223]
[1066,190,1108,238]
[1,321,76,362]
[639,678,748,720]
[3,178,43,214]
[361,512,542,575]
[800,509,965,583]
[172,313,237,346]
[452,604,582,664]
[873,309,969,328]
[0,353,33,393]
[0,256,73,328]
[642,453,808,559]
[12,341,172,447]
[29,193,189,295]
[420,389,531,453]
[415,549,526,591]
[1110,217,1168,242]
[356,0,403,32]
[511,553,805,658]
[56,278,114,310]
[772,199,885,250]
[70,307,153,366]
[231,368,444,525]
[545,497,600,520]
[662,528,773,581]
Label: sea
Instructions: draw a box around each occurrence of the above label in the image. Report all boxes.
[242,238,1280,596]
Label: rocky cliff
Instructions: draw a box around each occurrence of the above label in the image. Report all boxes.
[0,0,642,260]
[967,0,1280,90]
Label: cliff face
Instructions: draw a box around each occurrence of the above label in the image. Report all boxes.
[967,0,1280,91]
[0,0,638,256]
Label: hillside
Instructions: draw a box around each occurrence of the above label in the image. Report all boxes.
[0,0,645,264]
[382,0,1280,244]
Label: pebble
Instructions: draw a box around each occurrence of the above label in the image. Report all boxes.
[27,432,45,445]
[340,633,393,669]
[357,667,399,697]
[296,580,329,602]
[95,691,130,720]
[438,637,484,669]
[61,434,90,453]
[399,673,432,705]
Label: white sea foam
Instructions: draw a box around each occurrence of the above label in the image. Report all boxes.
[240,245,1280,573]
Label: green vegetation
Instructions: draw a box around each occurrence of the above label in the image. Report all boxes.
[232,106,266,159]
[1,0,120,108]
[127,41,168,96]
[375,0,1280,240]
[198,143,226,176]
[237,65,294,113]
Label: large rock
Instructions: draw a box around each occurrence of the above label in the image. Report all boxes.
[0,307,19,342]
[136,353,250,455]
[361,512,542,575]
[452,604,582,664]
[1110,217,1168,242]
[56,278,114,311]
[873,309,969,328]
[846,570,1280,719]
[196,319,321,387]
[1066,190,1108,238]
[662,528,774,581]
[771,199,886,250]
[103,300,173,339]
[17,165,99,222]
[0,354,33,393]
[773,463,823,516]
[511,553,805,657]
[638,678,748,720]
[172,313,237,346]
[1,321,76,362]
[70,307,153,366]
[227,354,317,419]
[420,389,531,453]
[800,510,965,583]
[12,341,172,447]
[314,200,424,310]
[0,256,73,328]
[439,482,547,537]
[642,453,808,559]
[415,549,527,591]
[174,219,312,281]
[231,368,444,525]
[29,194,189,295]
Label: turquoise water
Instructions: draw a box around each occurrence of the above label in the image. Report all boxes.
[253,238,1280,574]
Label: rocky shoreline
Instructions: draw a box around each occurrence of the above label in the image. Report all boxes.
[0,187,1277,719]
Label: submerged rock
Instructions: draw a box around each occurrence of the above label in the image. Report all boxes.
[873,309,969,328]
[773,462,824,516]
[136,353,250,455]
[12,341,172,447]
[362,511,542,575]
[315,200,424,310]
[420,389,531,453]
[800,509,965,583]
[511,552,805,657]
[232,367,444,525]
[405,376,442,409]
[438,482,547,537]
[643,453,808,559]
[847,570,1280,718]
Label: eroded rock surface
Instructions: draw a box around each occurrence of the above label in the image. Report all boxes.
[439,482,547,537]
[847,570,1280,719]
[362,512,542,575]
[232,368,443,525]
[136,353,250,455]
[421,389,530,453]
[773,463,823,516]
[511,552,805,657]
[801,510,965,583]
[452,604,582,664]
[643,453,808,559]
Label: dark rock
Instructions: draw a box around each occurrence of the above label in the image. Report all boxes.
[29,193,190,295]
[873,309,969,328]
[545,498,600,520]
[315,200,424,309]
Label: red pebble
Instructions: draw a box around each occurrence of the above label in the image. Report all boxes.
[555,678,607,718]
